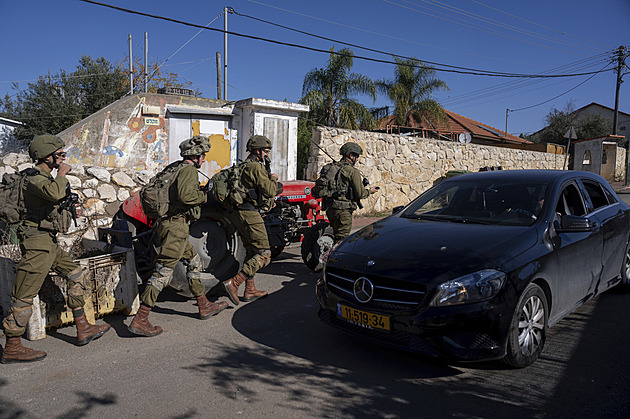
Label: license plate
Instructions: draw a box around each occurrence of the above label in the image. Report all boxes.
[337,304,391,331]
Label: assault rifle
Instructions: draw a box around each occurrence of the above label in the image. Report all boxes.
[59,192,79,227]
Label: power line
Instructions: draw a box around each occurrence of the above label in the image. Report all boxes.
[469,0,609,50]
[403,0,602,53]
[509,63,612,112]
[79,0,612,79]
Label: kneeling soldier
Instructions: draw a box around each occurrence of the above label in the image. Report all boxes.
[1,134,110,364]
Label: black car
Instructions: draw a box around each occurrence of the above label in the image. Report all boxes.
[316,170,630,368]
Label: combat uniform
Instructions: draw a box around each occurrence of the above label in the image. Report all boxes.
[128,135,228,338]
[221,135,277,305]
[3,166,85,338]
[2,134,110,364]
[140,162,208,307]
[225,154,278,277]
[326,160,371,241]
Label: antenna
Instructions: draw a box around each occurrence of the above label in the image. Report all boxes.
[458,132,472,144]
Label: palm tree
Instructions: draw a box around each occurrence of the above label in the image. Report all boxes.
[376,56,449,128]
[301,48,376,130]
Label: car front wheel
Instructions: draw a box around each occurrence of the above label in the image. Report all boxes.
[618,239,630,291]
[502,283,548,368]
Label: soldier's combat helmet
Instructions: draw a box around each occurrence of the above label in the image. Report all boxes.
[340,142,363,157]
[246,135,272,152]
[29,134,65,161]
[180,135,211,157]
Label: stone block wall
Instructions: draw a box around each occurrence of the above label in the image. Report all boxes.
[305,127,566,215]
[0,153,148,251]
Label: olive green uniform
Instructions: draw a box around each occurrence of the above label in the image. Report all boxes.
[141,162,207,307]
[326,160,371,241]
[225,155,278,277]
[3,165,85,338]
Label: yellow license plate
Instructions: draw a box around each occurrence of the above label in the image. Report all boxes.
[337,304,391,331]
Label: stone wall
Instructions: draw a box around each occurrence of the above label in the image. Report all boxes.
[305,126,566,215]
[0,153,148,251]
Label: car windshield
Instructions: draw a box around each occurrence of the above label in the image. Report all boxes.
[401,179,549,226]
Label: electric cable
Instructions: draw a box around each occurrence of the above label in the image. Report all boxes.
[78,0,611,79]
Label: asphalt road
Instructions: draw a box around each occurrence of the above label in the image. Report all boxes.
[2,214,630,418]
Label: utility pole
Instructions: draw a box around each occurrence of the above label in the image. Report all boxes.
[128,34,133,95]
[505,108,510,139]
[223,7,228,101]
[613,46,627,135]
[216,52,222,100]
[144,32,148,93]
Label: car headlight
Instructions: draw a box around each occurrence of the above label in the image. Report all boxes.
[429,269,506,307]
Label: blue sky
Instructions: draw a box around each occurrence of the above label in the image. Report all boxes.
[1,0,629,136]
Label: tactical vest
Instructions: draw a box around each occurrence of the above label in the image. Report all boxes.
[312,161,347,200]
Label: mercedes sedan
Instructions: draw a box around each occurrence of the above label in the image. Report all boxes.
[315,170,630,367]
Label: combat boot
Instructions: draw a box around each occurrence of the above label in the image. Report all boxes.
[221,271,247,305]
[196,295,228,319]
[73,310,111,346]
[128,305,163,337]
[1,337,46,364]
[242,277,268,302]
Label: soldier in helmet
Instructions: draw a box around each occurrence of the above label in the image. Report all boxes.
[1,134,110,364]
[221,135,278,305]
[128,135,229,337]
[322,141,378,242]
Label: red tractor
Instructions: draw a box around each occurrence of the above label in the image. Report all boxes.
[110,180,331,290]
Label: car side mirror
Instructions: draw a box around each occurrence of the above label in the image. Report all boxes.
[276,182,284,196]
[557,214,596,232]
[392,205,404,214]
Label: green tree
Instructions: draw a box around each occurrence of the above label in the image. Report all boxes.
[376,56,448,127]
[530,101,612,145]
[300,48,376,130]
[0,55,196,151]
[0,55,128,146]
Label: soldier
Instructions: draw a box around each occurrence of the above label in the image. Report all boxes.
[128,136,228,337]
[1,134,110,364]
[221,135,278,305]
[322,142,378,242]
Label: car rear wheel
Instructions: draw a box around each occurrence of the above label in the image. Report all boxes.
[301,222,333,272]
[502,283,548,368]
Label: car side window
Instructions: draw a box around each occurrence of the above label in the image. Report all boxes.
[581,180,610,211]
[555,184,586,216]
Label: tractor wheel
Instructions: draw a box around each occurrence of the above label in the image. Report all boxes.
[301,222,334,272]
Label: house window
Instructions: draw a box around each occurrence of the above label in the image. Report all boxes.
[582,150,591,165]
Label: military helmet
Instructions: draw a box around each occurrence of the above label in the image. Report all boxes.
[180,135,211,157]
[340,142,363,157]
[246,135,272,152]
[29,134,65,161]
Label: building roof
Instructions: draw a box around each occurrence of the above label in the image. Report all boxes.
[574,102,630,119]
[573,134,625,144]
[376,109,531,145]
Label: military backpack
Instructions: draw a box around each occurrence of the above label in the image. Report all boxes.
[140,162,185,219]
[210,162,248,208]
[312,161,345,199]
[0,168,38,224]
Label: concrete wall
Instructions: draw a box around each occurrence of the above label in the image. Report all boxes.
[574,137,626,182]
[306,127,567,215]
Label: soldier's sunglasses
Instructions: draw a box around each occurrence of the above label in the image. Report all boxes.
[53,152,67,158]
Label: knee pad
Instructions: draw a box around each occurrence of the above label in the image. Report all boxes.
[253,250,272,269]
[66,267,88,298]
[146,263,174,292]
[5,298,34,331]
[182,254,202,273]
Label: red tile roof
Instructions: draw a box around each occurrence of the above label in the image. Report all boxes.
[376,109,532,144]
